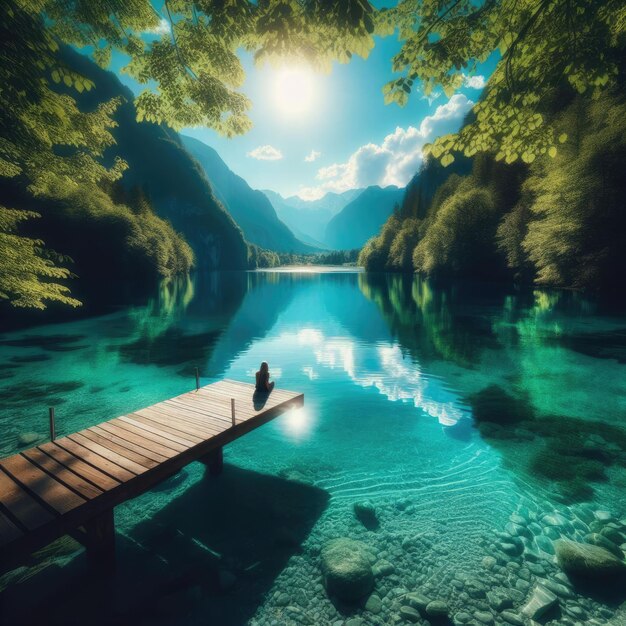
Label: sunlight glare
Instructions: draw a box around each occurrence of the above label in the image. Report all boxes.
[271,65,318,119]
[281,406,313,441]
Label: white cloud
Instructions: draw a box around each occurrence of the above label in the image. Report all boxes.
[296,186,327,201]
[145,18,171,36]
[305,150,321,162]
[463,74,486,89]
[296,94,473,198]
[247,145,283,161]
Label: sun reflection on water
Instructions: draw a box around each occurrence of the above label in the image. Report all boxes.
[279,406,313,442]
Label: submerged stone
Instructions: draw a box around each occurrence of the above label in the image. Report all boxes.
[373,559,395,577]
[364,593,382,614]
[404,591,431,611]
[353,500,379,530]
[555,538,626,577]
[521,585,558,620]
[321,538,374,602]
[585,533,624,558]
[399,606,421,623]
[500,611,524,626]
[17,431,41,446]
[425,600,449,617]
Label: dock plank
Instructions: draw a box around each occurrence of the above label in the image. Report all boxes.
[117,415,201,447]
[133,406,222,438]
[0,381,304,568]
[96,422,182,459]
[55,437,137,483]
[124,412,208,442]
[0,455,86,515]
[38,443,121,491]
[159,398,234,425]
[81,427,163,468]
[22,448,103,500]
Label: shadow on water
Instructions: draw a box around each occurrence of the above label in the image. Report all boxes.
[0,464,330,626]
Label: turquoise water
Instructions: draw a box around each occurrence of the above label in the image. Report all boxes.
[1,270,626,625]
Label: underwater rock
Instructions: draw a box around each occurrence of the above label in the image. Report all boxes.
[353,501,379,530]
[364,593,382,614]
[373,559,395,577]
[425,600,449,617]
[17,431,41,446]
[594,510,616,523]
[486,590,512,611]
[555,539,626,577]
[599,524,625,545]
[399,606,421,622]
[473,610,494,624]
[404,591,431,611]
[535,534,556,554]
[320,538,374,602]
[541,578,574,599]
[275,592,290,606]
[500,611,524,626]
[521,585,558,620]
[584,533,624,558]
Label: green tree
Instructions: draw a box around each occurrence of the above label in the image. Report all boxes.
[0,208,80,309]
[384,0,625,166]
[521,96,626,289]
[412,177,500,276]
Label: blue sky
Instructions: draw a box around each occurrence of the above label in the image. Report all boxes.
[109,12,497,200]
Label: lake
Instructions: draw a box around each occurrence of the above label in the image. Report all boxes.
[1,269,625,625]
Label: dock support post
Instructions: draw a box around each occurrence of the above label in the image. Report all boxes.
[83,509,116,573]
[49,407,55,441]
[200,447,223,477]
[231,398,236,426]
[195,367,200,391]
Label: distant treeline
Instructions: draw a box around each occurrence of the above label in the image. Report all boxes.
[248,246,360,268]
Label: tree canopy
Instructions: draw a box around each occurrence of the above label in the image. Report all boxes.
[1,0,624,306]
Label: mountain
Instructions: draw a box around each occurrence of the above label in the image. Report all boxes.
[60,48,249,272]
[277,189,363,214]
[324,185,405,250]
[262,188,363,247]
[181,137,315,254]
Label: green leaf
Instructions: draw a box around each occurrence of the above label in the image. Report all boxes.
[441,154,455,167]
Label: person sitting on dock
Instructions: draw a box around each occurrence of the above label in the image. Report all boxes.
[255,361,275,393]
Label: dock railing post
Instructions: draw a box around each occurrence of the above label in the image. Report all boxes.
[49,407,56,441]
[195,367,200,391]
[231,398,236,426]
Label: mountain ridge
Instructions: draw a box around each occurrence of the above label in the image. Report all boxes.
[324,185,405,250]
[182,136,315,254]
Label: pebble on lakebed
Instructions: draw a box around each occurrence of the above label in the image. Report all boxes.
[255,501,626,626]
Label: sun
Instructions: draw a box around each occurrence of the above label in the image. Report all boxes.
[271,65,318,119]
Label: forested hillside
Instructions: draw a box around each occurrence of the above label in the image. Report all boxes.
[0,35,249,312]
[57,48,249,272]
[360,94,626,292]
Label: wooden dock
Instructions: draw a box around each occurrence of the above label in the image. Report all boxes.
[0,379,303,572]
